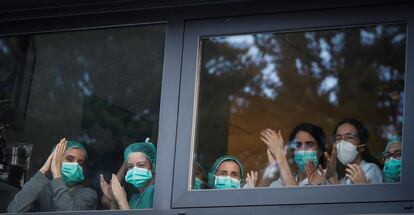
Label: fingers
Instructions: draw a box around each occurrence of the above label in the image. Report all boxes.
[324,152,330,162]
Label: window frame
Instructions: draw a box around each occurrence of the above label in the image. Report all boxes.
[172,3,414,208]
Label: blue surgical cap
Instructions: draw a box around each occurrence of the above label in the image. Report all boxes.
[207,155,245,188]
[123,138,157,170]
[384,135,402,153]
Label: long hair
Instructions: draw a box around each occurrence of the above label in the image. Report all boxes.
[289,122,326,168]
[333,118,382,168]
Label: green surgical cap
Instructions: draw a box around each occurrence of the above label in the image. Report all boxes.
[53,140,88,159]
[207,155,245,188]
[124,138,157,170]
[384,135,402,153]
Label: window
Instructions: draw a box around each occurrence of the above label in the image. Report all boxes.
[192,23,406,190]
[0,24,165,212]
[173,5,414,208]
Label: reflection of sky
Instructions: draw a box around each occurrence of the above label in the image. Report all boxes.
[220,35,282,100]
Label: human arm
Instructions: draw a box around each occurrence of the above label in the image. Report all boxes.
[111,174,130,210]
[260,129,297,186]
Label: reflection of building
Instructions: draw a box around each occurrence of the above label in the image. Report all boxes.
[0,0,413,214]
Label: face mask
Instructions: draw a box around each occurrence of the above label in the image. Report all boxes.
[125,166,153,188]
[383,158,401,182]
[214,175,240,189]
[294,150,319,172]
[336,140,358,165]
[194,177,204,189]
[61,162,84,186]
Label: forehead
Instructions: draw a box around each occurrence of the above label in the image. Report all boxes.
[216,160,240,173]
[388,142,402,152]
[336,123,357,134]
[64,148,85,160]
[295,131,316,142]
[127,152,149,164]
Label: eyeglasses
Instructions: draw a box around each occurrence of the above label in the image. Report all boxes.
[293,141,316,150]
[335,132,358,142]
[382,151,402,161]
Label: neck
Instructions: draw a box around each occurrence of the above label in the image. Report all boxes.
[352,154,362,165]
[138,178,154,193]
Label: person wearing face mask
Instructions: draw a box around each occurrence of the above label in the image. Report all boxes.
[193,161,208,189]
[326,118,383,184]
[207,155,245,189]
[100,138,156,209]
[382,135,402,183]
[7,138,97,213]
[260,123,327,187]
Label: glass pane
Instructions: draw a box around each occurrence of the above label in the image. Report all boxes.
[0,24,165,212]
[192,24,406,190]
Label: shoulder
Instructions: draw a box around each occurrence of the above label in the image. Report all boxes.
[77,187,98,199]
[361,161,383,183]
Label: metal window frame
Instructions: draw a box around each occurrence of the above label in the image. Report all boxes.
[172,2,414,209]
[0,1,413,215]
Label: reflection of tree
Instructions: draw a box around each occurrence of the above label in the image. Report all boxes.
[197,24,406,172]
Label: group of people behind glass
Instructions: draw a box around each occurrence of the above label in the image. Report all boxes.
[196,118,402,190]
[6,117,402,213]
[7,138,157,212]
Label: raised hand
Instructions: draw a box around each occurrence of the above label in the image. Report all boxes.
[100,175,114,202]
[111,174,129,210]
[346,164,368,184]
[51,138,67,179]
[260,129,285,159]
[305,162,327,185]
[39,151,54,174]
[324,144,338,184]
[245,170,258,188]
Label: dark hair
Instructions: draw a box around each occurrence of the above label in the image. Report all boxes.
[289,122,326,168]
[333,118,381,167]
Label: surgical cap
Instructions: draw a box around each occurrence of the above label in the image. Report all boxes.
[53,140,88,159]
[384,135,402,153]
[124,138,157,170]
[207,155,245,188]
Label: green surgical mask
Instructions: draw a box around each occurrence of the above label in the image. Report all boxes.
[61,162,84,186]
[125,167,153,188]
[194,178,204,189]
[294,150,319,172]
[384,158,401,183]
[214,176,240,189]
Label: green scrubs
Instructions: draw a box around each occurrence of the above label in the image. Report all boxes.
[128,184,154,209]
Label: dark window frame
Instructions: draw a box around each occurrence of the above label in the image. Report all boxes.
[0,1,413,215]
[172,3,414,209]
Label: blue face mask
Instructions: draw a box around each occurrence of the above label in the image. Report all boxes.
[61,162,84,186]
[125,166,153,188]
[384,158,401,183]
[214,176,240,189]
[194,178,205,189]
[294,150,319,172]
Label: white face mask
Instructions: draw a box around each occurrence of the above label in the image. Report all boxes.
[336,140,358,165]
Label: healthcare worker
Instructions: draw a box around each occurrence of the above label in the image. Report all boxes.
[193,161,208,189]
[382,135,402,183]
[327,118,383,184]
[208,155,246,189]
[101,138,156,209]
[261,123,328,187]
[7,138,97,212]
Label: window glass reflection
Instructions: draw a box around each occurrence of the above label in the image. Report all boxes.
[0,24,165,212]
[192,24,406,189]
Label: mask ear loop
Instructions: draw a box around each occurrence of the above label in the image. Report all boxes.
[357,144,367,152]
